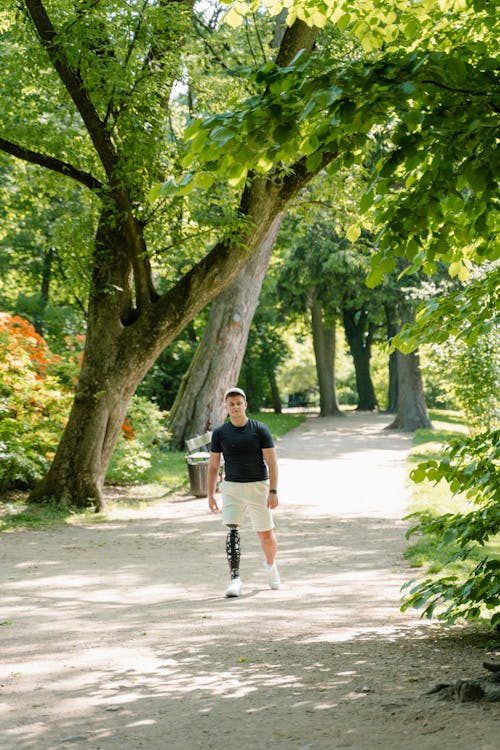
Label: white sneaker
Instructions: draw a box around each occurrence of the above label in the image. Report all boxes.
[266,562,280,590]
[225,577,242,597]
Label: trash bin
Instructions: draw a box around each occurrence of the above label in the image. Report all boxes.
[186,451,210,497]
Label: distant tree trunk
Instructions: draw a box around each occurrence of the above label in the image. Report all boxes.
[33,246,55,336]
[388,305,432,431]
[167,214,284,449]
[311,294,342,416]
[268,369,282,413]
[385,304,399,413]
[342,306,378,411]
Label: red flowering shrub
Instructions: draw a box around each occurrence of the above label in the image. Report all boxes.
[0,313,71,489]
[0,313,169,489]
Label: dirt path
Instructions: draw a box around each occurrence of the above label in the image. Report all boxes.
[1,412,499,750]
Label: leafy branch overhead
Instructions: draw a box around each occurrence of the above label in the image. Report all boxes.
[156,0,499,282]
[392,264,500,353]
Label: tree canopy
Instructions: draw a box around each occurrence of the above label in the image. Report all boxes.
[0,0,498,511]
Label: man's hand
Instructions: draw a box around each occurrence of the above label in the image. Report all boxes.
[267,492,279,509]
[208,496,219,513]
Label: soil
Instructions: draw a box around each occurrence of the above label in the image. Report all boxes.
[1,412,499,750]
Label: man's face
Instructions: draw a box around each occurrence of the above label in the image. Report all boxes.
[225,395,247,416]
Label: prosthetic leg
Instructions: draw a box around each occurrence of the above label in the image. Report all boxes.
[225,526,242,597]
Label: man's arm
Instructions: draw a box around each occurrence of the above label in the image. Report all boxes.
[207,451,221,512]
[262,446,279,509]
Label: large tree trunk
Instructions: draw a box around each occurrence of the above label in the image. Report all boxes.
[311,294,342,416]
[388,349,432,431]
[387,304,432,431]
[342,306,378,411]
[167,214,284,449]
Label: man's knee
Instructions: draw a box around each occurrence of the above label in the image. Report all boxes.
[258,529,274,539]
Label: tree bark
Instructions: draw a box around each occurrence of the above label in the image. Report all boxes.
[342,306,378,411]
[311,294,342,416]
[167,214,284,449]
[388,349,432,431]
[268,369,282,414]
[33,246,54,337]
[385,303,399,413]
[387,304,432,431]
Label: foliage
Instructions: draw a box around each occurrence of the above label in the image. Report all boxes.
[420,326,500,425]
[402,429,500,626]
[105,439,153,485]
[137,323,202,411]
[392,264,499,353]
[240,275,291,409]
[177,0,499,282]
[0,160,95,340]
[0,313,71,489]
[276,329,318,403]
[106,395,170,485]
[0,311,169,489]
[449,333,499,432]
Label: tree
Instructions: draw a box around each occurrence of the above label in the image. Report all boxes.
[240,302,290,413]
[276,216,344,416]
[0,162,90,343]
[310,291,341,416]
[166,213,284,448]
[3,0,497,509]
[1,3,336,508]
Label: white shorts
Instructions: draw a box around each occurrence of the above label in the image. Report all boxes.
[221,480,274,532]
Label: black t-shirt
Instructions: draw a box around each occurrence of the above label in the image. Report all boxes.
[210,419,275,482]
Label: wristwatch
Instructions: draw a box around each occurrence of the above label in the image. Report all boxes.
[269,489,278,494]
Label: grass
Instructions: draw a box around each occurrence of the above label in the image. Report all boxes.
[0,410,307,532]
[0,493,104,532]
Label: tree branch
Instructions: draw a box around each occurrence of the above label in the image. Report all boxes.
[421,79,493,97]
[0,137,104,192]
[24,0,120,181]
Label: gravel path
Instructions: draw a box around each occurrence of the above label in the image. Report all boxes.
[1,412,499,750]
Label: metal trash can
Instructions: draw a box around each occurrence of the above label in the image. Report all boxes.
[186,451,210,497]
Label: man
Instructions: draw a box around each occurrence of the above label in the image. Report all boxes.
[207,387,280,598]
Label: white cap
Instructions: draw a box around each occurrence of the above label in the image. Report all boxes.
[224,387,246,400]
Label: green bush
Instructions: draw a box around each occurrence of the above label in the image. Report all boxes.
[402,429,500,627]
[421,331,499,430]
[106,395,170,484]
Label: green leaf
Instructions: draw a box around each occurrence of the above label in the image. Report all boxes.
[305,151,324,173]
[346,224,361,243]
[359,189,374,213]
[194,172,215,190]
